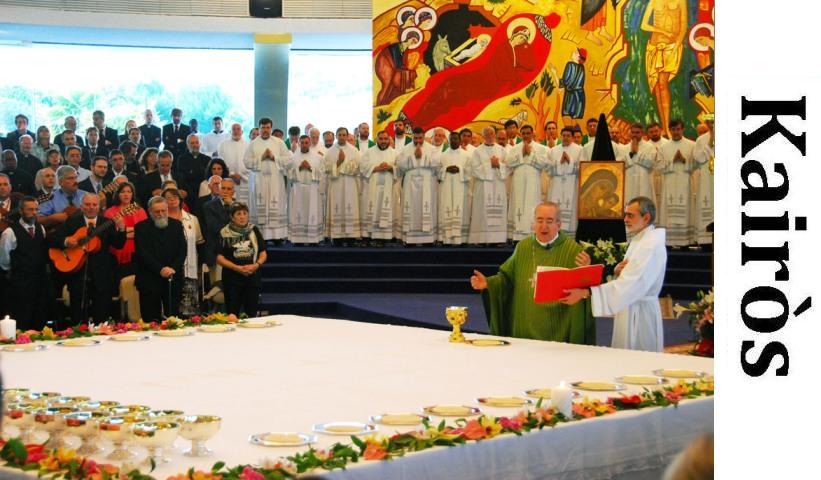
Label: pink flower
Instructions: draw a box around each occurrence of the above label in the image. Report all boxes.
[239,466,264,480]
[227,314,239,323]
[55,327,73,337]
[190,315,202,324]
[499,417,522,431]
[15,335,31,344]
[78,324,89,332]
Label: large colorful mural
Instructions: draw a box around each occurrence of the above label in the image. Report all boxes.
[372,0,714,140]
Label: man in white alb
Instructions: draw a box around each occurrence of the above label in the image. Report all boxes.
[288,135,324,244]
[360,130,397,243]
[657,119,695,247]
[243,117,293,241]
[562,196,666,352]
[620,123,657,203]
[547,127,583,237]
[693,117,713,245]
[202,117,230,156]
[506,124,548,241]
[397,127,441,245]
[468,127,507,245]
[438,131,471,245]
[324,127,361,244]
[217,123,252,211]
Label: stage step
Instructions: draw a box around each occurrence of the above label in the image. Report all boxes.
[260,246,712,299]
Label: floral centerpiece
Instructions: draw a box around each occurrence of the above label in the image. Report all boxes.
[578,239,628,281]
[674,289,714,357]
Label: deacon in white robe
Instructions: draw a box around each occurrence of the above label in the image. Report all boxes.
[657,121,696,246]
[243,120,293,240]
[288,136,324,244]
[468,127,508,244]
[646,123,669,207]
[360,132,397,241]
[547,128,584,236]
[693,124,714,244]
[202,117,231,156]
[323,128,361,240]
[562,197,666,352]
[217,123,253,214]
[438,132,472,245]
[397,128,441,244]
[620,124,657,202]
[506,125,548,241]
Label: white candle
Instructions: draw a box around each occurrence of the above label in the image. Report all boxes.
[0,315,16,340]
[552,381,573,418]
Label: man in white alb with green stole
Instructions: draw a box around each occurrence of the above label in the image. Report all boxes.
[471,203,595,344]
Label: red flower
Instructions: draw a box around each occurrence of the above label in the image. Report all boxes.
[610,395,642,408]
[15,335,31,344]
[461,419,486,440]
[78,324,89,332]
[82,459,100,475]
[191,315,202,324]
[25,444,46,464]
[239,466,265,480]
[55,328,73,337]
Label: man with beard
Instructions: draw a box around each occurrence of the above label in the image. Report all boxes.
[468,127,508,245]
[563,197,667,352]
[323,127,361,244]
[288,136,325,244]
[0,196,49,329]
[354,122,375,152]
[397,127,440,245]
[438,131,471,245]
[50,193,126,325]
[657,119,695,247]
[322,131,335,151]
[392,119,412,148]
[360,130,397,243]
[430,127,448,152]
[134,196,187,322]
[243,118,292,241]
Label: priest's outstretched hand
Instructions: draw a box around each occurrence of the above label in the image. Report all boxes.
[575,251,591,267]
[470,269,488,290]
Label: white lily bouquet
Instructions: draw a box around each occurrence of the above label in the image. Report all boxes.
[579,239,628,282]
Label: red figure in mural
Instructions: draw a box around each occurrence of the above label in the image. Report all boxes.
[398,13,561,131]
[375,29,423,106]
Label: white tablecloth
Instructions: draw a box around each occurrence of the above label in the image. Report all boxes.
[2,315,714,479]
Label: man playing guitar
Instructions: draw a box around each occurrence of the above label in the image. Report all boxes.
[37,165,89,230]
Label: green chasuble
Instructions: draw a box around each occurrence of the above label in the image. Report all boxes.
[481,232,596,344]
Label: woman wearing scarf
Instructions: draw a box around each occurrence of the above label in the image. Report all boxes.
[216,202,266,316]
[163,187,204,316]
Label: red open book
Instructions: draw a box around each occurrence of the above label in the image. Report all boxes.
[533,264,605,303]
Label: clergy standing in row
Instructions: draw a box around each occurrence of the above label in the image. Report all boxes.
[438,131,471,245]
[471,202,595,344]
[657,119,695,247]
[468,127,508,244]
[397,127,440,245]
[563,197,666,352]
[547,127,583,237]
[693,118,714,245]
[507,125,548,241]
[243,118,293,241]
[288,135,324,244]
[324,127,361,242]
[360,131,397,242]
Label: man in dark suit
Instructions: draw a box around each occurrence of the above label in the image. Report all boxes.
[4,114,35,149]
[196,175,222,225]
[162,108,191,160]
[1,151,35,195]
[139,109,162,149]
[202,178,234,267]
[78,157,113,206]
[81,127,109,169]
[14,135,43,179]
[137,150,182,207]
[176,134,210,209]
[0,196,50,330]
[134,196,187,322]
[92,110,119,150]
[107,149,139,185]
[49,192,126,325]
[54,117,85,152]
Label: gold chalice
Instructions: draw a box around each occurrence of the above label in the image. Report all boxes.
[3,388,30,404]
[179,415,221,457]
[99,414,145,461]
[446,306,468,343]
[34,406,78,449]
[4,403,37,444]
[49,396,92,408]
[81,400,121,412]
[131,421,180,464]
[146,410,185,422]
[64,411,108,455]
[109,405,151,417]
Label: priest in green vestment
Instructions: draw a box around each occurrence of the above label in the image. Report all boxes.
[471,202,595,344]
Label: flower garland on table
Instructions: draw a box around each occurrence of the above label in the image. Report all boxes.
[0,313,246,345]
[579,239,628,281]
[0,380,713,479]
[674,289,714,357]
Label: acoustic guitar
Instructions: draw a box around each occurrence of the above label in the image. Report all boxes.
[0,192,25,233]
[48,203,139,274]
